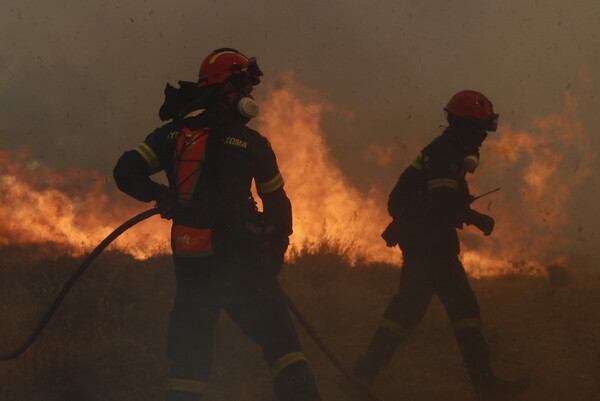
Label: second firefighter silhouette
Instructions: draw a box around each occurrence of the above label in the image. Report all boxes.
[114,49,320,401]
[356,91,530,401]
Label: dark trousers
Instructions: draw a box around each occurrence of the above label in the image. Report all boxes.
[165,246,319,400]
[386,250,481,329]
[362,248,490,378]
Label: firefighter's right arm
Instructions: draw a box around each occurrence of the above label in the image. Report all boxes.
[253,135,293,261]
[259,183,292,265]
[466,210,495,235]
[257,173,293,238]
[113,143,168,203]
[252,134,293,237]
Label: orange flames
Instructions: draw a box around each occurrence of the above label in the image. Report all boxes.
[257,77,591,276]
[0,150,169,259]
[256,76,399,266]
[461,93,591,276]
[0,77,592,277]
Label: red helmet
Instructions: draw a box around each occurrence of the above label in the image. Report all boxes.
[197,48,263,88]
[445,90,499,131]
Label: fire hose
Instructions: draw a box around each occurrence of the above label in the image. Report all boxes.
[1,208,385,401]
[0,208,161,361]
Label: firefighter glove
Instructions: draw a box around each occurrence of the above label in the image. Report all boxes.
[272,235,290,262]
[155,185,177,220]
[267,235,289,275]
[381,220,401,247]
[469,211,495,236]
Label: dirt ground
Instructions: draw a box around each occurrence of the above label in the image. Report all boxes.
[1,247,599,401]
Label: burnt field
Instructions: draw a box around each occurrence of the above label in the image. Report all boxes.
[1,246,599,401]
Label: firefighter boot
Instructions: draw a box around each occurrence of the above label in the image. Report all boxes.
[273,360,321,401]
[455,327,530,401]
[165,390,202,401]
[165,378,206,401]
[470,371,531,401]
[353,326,406,386]
[165,390,203,401]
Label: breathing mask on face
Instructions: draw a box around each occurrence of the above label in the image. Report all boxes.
[222,74,260,120]
[463,154,479,173]
[238,97,260,119]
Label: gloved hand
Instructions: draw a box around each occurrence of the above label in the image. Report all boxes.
[155,185,177,220]
[468,211,495,236]
[272,235,289,261]
[269,235,290,275]
[381,220,400,247]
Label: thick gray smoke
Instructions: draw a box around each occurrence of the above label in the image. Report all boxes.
[2,0,600,255]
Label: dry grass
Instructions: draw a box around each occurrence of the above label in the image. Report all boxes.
[1,247,599,401]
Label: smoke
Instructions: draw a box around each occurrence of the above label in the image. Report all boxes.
[1,0,600,259]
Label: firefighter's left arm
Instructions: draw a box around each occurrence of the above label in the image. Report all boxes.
[457,169,495,234]
[113,149,168,202]
[113,127,171,203]
[425,156,474,228]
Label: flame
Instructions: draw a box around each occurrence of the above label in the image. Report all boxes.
[257,76,592,276]
[0,77,592,277]
[0,150,169,259]
[256,76,399,265]
[461,93,592,276]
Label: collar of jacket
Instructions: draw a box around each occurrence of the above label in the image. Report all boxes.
[206,102,251,125]
[443,125,487,154]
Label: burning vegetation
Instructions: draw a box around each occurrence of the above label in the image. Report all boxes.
[0,77,592,277]
[0,76,597,401]
[1,248,599,401]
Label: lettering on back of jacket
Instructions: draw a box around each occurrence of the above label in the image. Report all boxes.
[224,137,248,149]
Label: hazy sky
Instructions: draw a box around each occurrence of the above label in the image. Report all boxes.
[2,0,599,253]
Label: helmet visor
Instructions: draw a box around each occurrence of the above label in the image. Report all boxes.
[486,114,499,132]
[247,57,263,84]
[227,57,263,85]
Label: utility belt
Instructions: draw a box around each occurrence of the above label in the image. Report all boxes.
[245,211,288,275]
[170,205,214,258]
[245,211,276,249]
[382,216,460,255]
[171,224,214,258]
[381,206,422,248]
[170,208,278,260]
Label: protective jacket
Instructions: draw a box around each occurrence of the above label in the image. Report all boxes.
[114,104,320,401]
[357,125,493,389]
[114,105,292,258]
[383,126,486,254]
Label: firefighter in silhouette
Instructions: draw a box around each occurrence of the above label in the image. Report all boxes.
[355,91,530,400]
[113,48,320,401]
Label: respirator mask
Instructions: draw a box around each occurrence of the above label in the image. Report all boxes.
[238,97,260,119]
[463,154,480,173]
